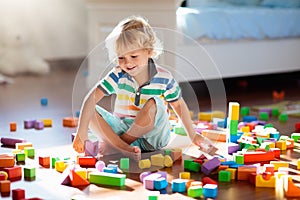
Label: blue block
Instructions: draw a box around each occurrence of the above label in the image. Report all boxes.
[154,177,168,190]
[172,179,186,193]
[217,120,225,128]
[103,167,116,173]
[221,161,237,166]
[243,116,257,122]
[106,164,118,173]
[40,97,48,106]
[270,132,280,141]
[203,184,218,198]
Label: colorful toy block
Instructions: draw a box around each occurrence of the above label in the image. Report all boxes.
[174,126,187,136]
[202,177,217,186]
[184,159,193,169]
[271,108,279,117]
[40,97,48,106]
[170,148,182,161]
[233,154,244,165]
[243,116,257,123]
[10,122,17,132]
[24,166,36,178]
[297,159,300,170]
[201,129,226,142]
[202,157,221,175]
[105,164,118,174]
[51,157,60,168]
[179,172,190,179]
[188,162,201,172]
[41,118,52,127]
[24,147,35,158]
[24,120,36,129]
[84,140,99,157]
[0,137,26,147]
[164,155,173,168]
[89,172,126,186]
[154,177,168,190]
[0,154,15,168]
[171,179,186,193]
[74,168,88,180]
[259,112,269,121]
[263,164,274,175]
[0,171,8,180]
[240,106,250,117]
[203,184,218,198]
[120,158,129,170]
[237,166,257,181]
[188,185,203,198]
[198,112,212,122]
[39,156,50,168]
[279,113,288,122]
[95,160,106,172]
[12,188,25,200]
[283,176,300,198]
[150,154,164,167]
[3,166,22,181]
[270,161,289,171]
[15,142,33,150]
[219,170,231,182]
[70,169,89,187]
[243,151,275,164]
[228,102,240,121]
[275,140,287,150]
[143,173,164,190]
[78,156,97,167]
[16,153,25,162]
[139,159,151,169]
[256,174,276,188]
[291,133,300,142]
[55,161,68,173]
[139,171,152,182]
[63,117,78,127]
[34,121,44,130]
[225,168,237,180]
[148,191,159,200]
[0,180,11,193]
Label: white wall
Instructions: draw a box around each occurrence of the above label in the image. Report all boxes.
[0,0,87,60]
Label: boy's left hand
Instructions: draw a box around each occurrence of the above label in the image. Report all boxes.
[192,134,218,155]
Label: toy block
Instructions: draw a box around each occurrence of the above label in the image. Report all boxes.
[202,177,217,186]
[243,116,257,123]
[179,172,190,179]
[295,122,300,132]
[0,171,8,180]
[228,142,240,154]
[12,188,25,200]
[171,179,186,193]
[164,149,172,156]
[248,173,257,185]
[272,90,285,101]
[291,133,300,142]
[286,139,294,149]
[3,166,22,181]
[170,148,182,161]
[89,171,126,186]
[174,126,187,136]
[275,140,286,150]
[24,120,36,129]
[70,169,89,187]
[269,132,280,140]
[256,174,276,188]
[41,118,52,127]
[15,142,33,150]
[243,151,275,164]
[279,113,288,122]
[237,166,257,181]
[271,108,279,117]
[212,110,225,119]
[10,122,17,132]
[225,168,237,180]
[154,177,168,190]
[283,176,300,198]
[233,154,244,165]
[120,158,129,170]
[270,148,281,159]
[34,121,44,130]
[140,171,152,182]
[229,120,239,135]
[148,191,159,200]
[95,160,105,172]
[241,126,250,133]
[218,170,231,182]
[24,166,36,178]
[150,154,164,167]
[164,155,173,167]
[84,140,99,157]
[240,106,250,117]
[263,164,274,175]
[55,161,68,173]
[270,161,289,171]
[188,162,201,172]
[203,184,218,199]
[78,156,97,167]
[0,137,26,147]
[198,112,212,122]
[39,156,50,168]
[0,180,10,193]
[105,164,118,173]
[259,112,269,121]
[74,168,88,180]
[188,185,203,198]
[40,97,48,106]
[297,159,300,170]
[24,147,35,158]
[15,153,25,163]
[201,129,226,142]
[63,117,78,127]
[51,157,60,168]
[184,159,193,169]
[228,102,240,120]
[139,159,151,169]
[202,157,221,175]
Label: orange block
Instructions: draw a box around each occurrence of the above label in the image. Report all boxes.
[10,122,17,132]
[63,117,78,127]
[243,151,275,164]
[0,154,15,168]
[39,156,50,168]
[15,142,33,150]
[284,176,300,198]
[3,166,22,181]
[201,129,226,142]
[70,170,89,187]
[78,156,97,167]
[286,139,294,149]
[237,166,257,181]
[0,180,11,193]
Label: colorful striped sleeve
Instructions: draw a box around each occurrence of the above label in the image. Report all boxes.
[97,67,122,95]
[164,77,182,102]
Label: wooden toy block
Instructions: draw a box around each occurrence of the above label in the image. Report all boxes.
[78,156,97,167]
[74,168,88,180]
[279,113,288,122]
[184,159,193,169]
[218,170,231,182]
[225,168,237,180]
[202,157,221,175]
[203,184,218,199]
[63,117,78,127]
[243,116,257,123]
[228,102,240,121]
[51,157,60,168]
[95,160,106,172]
[249,173,257,185]
[188,162,201,172]
[12,188,25,200]
[171,179,186,193]
[237,166,257,181]
[140,171,152,182]
[24,120,36,129]
[103,167,115,174]
[259,112,269,121]
[164,149,172,156]
[179,172,190,179]
[241,126,250,133]
[240,106,250,117]
[174,126,187,136]
[291,132,300,142]
[286,139,294,149]
[24,166,36,178]
[0,180,10,193]
[15,142,33,150]
[106,164,118,173]
[3,166,22,181]
[139,159,151,169]
[170,148,182,161]
[89,172,126,186]
[84,140,99,157]
[39,156,50,168]
[164,155,173,168]
[16,153,25,162]
[212,110,225,119]
[154,177,168,190]
[275,140,287,150]
[283,176,300,198]
[40,97,48,106]
[150,154,164,167]
[70,169,89,187]
[120,158,129,170]
[34,121,44,130]
[255,174,276,188]
[10,122,17,132]
[188,185,203,198]
[201,177,217,186]
[198,112,212,122]
[41,118,52,127]
[234,154,244,165]
[229,120,238,135]
[270,148,281,159]
[148,191,160,200]
[270,161,289,171]
[55,161,68,173]
[243,151,275,163]
[0,137,26,147]
[24,147,35,158]
[0,171,8,180]
[201,129,226,142]
[295,122,300,132]
[263,164,274,175]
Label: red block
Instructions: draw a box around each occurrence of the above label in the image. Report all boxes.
[202,177,217,186]
[70,170,89,187]
[78,156,97,167]
[249,173,256,185]
[270,148,281,159]
[39,156,50,168]
[243,151,275,164]
[295,122,300,132]
[12,188,25,200]
[3,166,22,181]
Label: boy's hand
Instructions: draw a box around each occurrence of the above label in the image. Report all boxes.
[192,134,218,156]
[72,132,86,153]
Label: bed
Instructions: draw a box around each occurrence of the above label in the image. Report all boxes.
[174,0,300,82]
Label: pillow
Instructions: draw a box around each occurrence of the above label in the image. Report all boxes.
[224,0,261,6]
[260,0,300,8]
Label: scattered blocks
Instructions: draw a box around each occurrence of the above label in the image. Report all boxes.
[279,113,288,122]
[170,148,182,161]
[3,166,22,181]
[95,160,106,172]
[270,161,289,171]
[89,172,126,186]
[240,106,250,117]
[139,159,151,169]
[15,142,33,150]
[84,140,99,157]
[202,157,221,175]
[16,153,25,162]
[179,172,190,179]
[24,120,36,129]
[55,161,68,173]
[41,118,52,127]
[203,184,218,199]
[237,166,257,181]
[63,117,78,127]
[78,156,97,167]
[12,188,25,200]
[0,137,26,147]
[275,140,287,151]
[34,121,44,130]
[0,171,8,180]
[70,169,89,187]
[225,168,237,180]
[291,133,300,142]
[259,112,269,121]
[10,122,17,132]
[297,159,300,170]
[283,176,300,198]
[164,155,173,168]
[154,177,168,190]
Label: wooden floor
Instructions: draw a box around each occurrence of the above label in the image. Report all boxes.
[0,61,300,200]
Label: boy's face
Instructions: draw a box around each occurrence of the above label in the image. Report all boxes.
[118,48,152,78]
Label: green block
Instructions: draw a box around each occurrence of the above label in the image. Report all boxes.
[148,196,158,200]
[279,113,288,122]
[89,172,126,186]
[24,166,36,178]
[219,170,231,182]
[272,108,279,117]
[240,107,250,117]
[188,162,201,172]
[120,158,129,170]
[164,149,172,156]
[259,112,269,121]
[264,123,273,128]
[16,153,25,162]
[52,157,60,168]
[291,133,300,142]
[234,155,244,165]
[184,159,193,169]
[174,126,187,136]
[188,186,203,198]
[230,120,238,135]
[24,147,35,158]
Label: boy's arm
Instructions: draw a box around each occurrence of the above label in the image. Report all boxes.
[169,97,218,155]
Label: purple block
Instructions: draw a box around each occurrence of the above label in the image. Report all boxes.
[139,171,152,182]
[84,140,99,157]
[154,171,167,179]
[258,108,272,116]
[34,121,44,130]
[202,157,221,175]
[95,160,106,172]
[24,120,36,129]
[228,143,240,154]
[0,137,26,147]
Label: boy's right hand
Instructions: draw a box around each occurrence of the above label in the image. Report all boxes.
[72,132,86,153]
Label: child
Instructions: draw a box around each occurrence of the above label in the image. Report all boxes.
[73,16,217,161]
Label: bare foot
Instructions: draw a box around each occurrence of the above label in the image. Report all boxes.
[121,146,141,162]
[98,141,120,155]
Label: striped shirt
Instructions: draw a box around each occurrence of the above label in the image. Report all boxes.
[97,59,181,119]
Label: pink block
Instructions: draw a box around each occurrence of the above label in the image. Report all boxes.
[95,160,105,172]
[143,173,162,190]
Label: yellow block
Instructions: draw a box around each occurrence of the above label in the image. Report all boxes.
[150,154,165,167]
[164,155,173,168]
[55,161,68,173]
[225,168,237,180]
[212,111,225,119]
[228,102,240,120]
[138,159,151,169]
[180,172,190,179]
[11,149,22,154]
[270,161,289,171]
[256,174,276,188]
[241,126,250,133]
[41,118,52,127]
[198,112,212,122]
[74,168,88,180]
[275,140,287,151]
[297,159,300,170]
